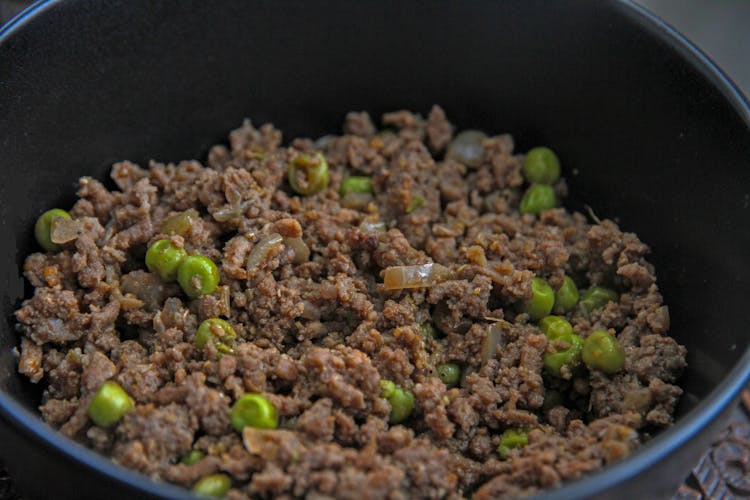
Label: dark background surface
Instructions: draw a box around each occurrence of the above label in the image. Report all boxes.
[1,1,748,499]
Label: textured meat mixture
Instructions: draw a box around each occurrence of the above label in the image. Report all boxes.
[15,107,687,498]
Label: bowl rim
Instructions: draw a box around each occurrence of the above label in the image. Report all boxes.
[0,0,749,499]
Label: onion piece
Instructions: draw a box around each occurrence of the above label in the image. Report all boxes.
[446,130,487,168]
[341,192,373,210]
[213,200,253,222]
[313,134,335,151]
[382,263,452,290]
[161,208,199,235]
[49,217,80,244]
[284,237,310,264]
[482,322,505,364]
[246,233,284,270]
[360,220,387,233]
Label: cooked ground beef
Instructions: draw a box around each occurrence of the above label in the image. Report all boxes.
[14,107,687,498]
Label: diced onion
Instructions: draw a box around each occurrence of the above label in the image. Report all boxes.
[284,237,310,264]
[341,192,373,210]
[482,322,504,364]
[161,208,199,235]
[382,263,452,290]
[49,217,80,244]
[213,200,253,222]
[360,220,386,233]
[446,130,487,168]
[246,233,284,270]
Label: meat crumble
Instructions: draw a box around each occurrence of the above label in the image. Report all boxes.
[15,107,686,498]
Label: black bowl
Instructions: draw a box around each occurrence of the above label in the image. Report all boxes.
[1,1,749,498]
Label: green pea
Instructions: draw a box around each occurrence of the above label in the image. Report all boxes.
[522,146,560,184]
[519,184,556,215]
[161,208,199,236]
[538,315,573,340]
[520,277,555,321]
[421,323,439,339]
[196,318,237,354]
[582,330,625,374]
[288,153,329,195]
[554,276,579,314]
[145,239,187,282]
[181,449,205,466]
[88,381,134,427]
[388,386,415,424]
[405,194,424,213]
[177,255,220,298]
[436,363,461,388]
[497,428,528,459]
[34,208,72,253]
[579,286,618,316]
[380,379,396,399]
[340,176,373,196]
[192,474,231,498]
[231,394,278,431]
[543,333,584,377]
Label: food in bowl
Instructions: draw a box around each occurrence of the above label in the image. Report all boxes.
[14,107,687,498]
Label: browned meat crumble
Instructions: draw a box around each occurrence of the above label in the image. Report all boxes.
[15,106,686,498]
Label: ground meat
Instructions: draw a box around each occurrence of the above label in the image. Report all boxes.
[18,338,43,383]
[15,107,686,498]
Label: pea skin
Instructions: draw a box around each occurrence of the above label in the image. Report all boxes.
[289,153,329,195]
[231,393,278,431]
[582,330,625,374]
[554,276,579,314]
[146,239,187,282]
[177,255,220,297]
[340,176,373,196]
[520,277,555,321]
[523,146,560,184]
[88,381,134,427]
[34,208,71,253]
[520,184,556,215]
[436,363,461,388]
[192,474,231,498]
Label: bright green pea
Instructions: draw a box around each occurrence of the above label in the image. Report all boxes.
[520,277,555,321]
[523,146,560,184]
[554,276,579,314]
[181,449,205,466]
[582,330,625,374]
[195,318,237,354]
[288,153,329,195]
[538,315,573,340]
[543,333,584,377]
[436,363,461,388]
[340,176,373,196]
[192,473,231,498]
[34,208,72,253]
[519,184,556,215]
[579,286,618,316]
[177,255,220,298]
[497,428,528,459]
[380,379,396,399]
[231,394,278,431]
[145,239,187,282]
[388,386,415,424]
[88,381,134,427]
